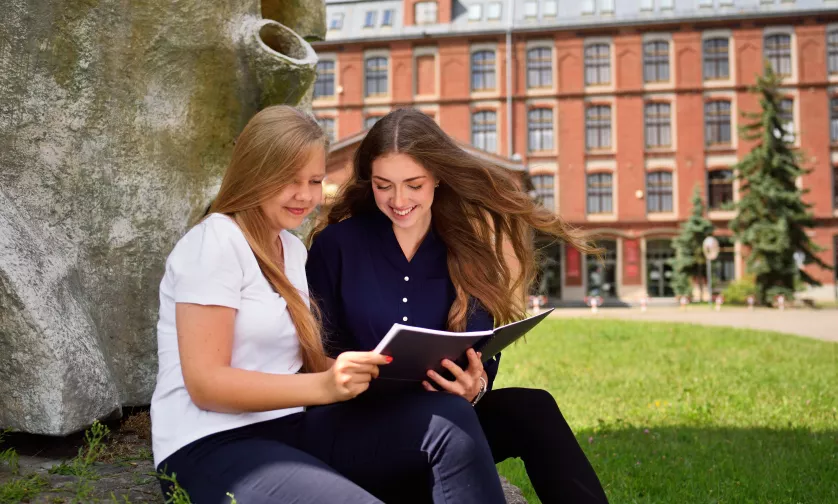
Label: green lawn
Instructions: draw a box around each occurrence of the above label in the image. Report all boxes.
[494,318,838,504]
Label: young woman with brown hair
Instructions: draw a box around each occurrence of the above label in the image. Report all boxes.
[307,108,610,503]
[150,105,507,504]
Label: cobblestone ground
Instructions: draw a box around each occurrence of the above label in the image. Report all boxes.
[1,410,526,503]
[548,306,838,342]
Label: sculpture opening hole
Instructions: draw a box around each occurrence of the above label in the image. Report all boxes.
[259,23,306,60]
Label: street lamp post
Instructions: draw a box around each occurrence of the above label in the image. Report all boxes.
[702,236,720,307]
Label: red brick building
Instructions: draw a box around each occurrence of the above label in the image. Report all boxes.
[313,0,838,303]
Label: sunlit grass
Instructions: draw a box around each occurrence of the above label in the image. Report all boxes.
[495,318,838,503]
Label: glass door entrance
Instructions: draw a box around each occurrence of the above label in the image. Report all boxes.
[587,240,617,298]
[646,239,674,297]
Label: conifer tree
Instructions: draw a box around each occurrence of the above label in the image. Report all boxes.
[729,62,831,304]
[671,186,714,299]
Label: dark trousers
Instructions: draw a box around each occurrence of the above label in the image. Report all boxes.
[157,391,506,504]
[475,387,610,504]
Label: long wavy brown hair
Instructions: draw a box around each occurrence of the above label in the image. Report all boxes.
[312,108,597,330]
[207,105,329,373]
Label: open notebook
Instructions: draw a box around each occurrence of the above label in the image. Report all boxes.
[372,308,555,383]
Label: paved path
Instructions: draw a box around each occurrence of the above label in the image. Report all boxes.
[548,306,838,343]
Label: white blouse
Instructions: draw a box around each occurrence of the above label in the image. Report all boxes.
[150,213,308,467]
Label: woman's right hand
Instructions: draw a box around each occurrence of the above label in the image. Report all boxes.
[323,352,392,402]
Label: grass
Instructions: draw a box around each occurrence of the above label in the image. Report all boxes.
[494,318,838,504]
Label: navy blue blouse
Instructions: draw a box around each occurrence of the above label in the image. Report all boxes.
[306,210,501,389]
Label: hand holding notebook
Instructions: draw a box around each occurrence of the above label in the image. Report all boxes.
[372,308,554,383]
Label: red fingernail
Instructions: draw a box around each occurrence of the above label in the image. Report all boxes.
[384,356,393,363]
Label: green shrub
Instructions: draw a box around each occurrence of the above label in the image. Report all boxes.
[722,275,756,305]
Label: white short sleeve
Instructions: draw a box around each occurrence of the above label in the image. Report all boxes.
[170,216,243,309]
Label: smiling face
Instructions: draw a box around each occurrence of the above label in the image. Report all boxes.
[260,145,325,232]
[371,153,437,231]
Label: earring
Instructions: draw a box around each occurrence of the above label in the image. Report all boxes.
[434,183,440,188]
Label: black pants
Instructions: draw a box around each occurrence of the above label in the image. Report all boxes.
[157,391,506,504]
[475,387,609,503]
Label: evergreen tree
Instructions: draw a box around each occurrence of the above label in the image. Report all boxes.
[729,62,831,305]
[671,186,714,299]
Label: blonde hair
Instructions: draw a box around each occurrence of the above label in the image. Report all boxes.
[208,105,329,373]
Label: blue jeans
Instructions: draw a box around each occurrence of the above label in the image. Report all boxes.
[157,391,505,504]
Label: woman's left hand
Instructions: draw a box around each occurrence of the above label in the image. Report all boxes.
[423,349,484,402]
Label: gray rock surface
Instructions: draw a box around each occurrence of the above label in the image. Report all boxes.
[0,0,320,435]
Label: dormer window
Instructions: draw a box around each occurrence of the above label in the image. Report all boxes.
[363,11,377,28]
[468,4,483,21]
[415,1,438,24]
[382,9,394,26]
[328,13,344,30]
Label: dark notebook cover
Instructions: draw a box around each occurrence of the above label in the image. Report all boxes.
[372,308,555,383]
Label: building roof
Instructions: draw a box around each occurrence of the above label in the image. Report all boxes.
[329,128,526,172]
[320,0,838,43]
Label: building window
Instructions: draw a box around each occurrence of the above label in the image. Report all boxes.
[471,50,496,91]
[472,111,497,152]
[779,98,794,142]
[719,0,732,5]
[587,173,613,214]
[364,116,380,129]
[487,2,502,19]
[705,100,732,146]
[365,57,388,97]
[543,0,558,16]
[531,174,555,211]
[468,4,483,20]
[647,171,673,213]
[587,240,617,298]
[328,13,344,30]
[586,105,612,150]
[645,102,672,148]
[764,33,792,78]
[528,109,554,152]
[314,60,335,99]
[415,1,438,24]
[363,11,377,28]
[527,47,552,88]
[832,98,838,143]
[699,0,713,6]
[585,44,611,86]
[601,0,615,13]
[661,0,674,7]
[582,0,595,13]
[708,169,734,210]
[644,41,670,83]
[317,117,335,143]
[703,38,730,80]
[382,9,394,26]
[829,31,838,75]
[640,0,653,10]
[524,1,538,17]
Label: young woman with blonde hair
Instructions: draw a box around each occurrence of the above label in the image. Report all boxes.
[307,108,610,503]
[150,105,506,504]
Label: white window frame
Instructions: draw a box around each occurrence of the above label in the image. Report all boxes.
[487,2,503,20]
[415,1,438,25]
[524,1,539,18]
[468,4,483,21]
[642,33,674,91]
[363,49,391,102]
[763,26,797,84]
[543,0,558,17]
